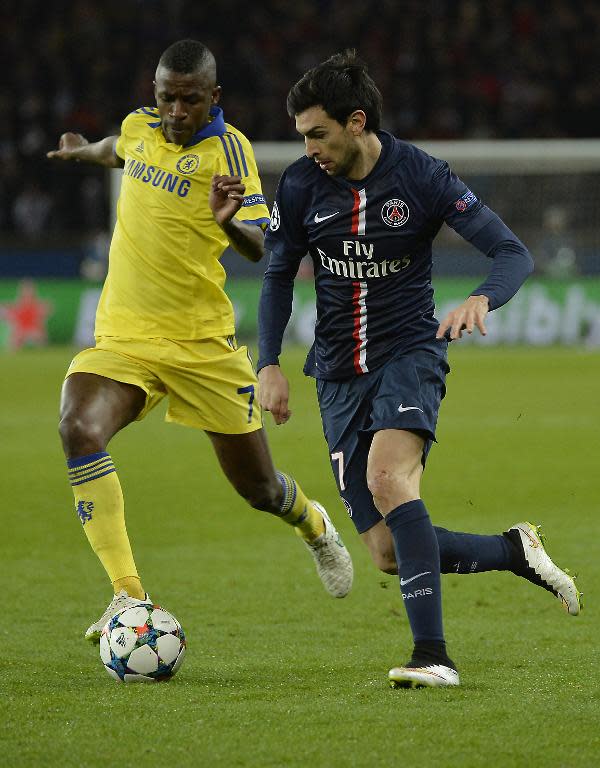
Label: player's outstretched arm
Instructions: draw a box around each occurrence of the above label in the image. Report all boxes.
[436,294,490,340]
[209,174,264,263]
[258,365,292,425]
[438,210,533,341]
[47,133,123,168]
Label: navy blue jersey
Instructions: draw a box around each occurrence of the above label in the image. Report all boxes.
[259,131,533,380]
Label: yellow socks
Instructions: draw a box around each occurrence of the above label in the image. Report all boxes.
[276,471,325,542]
[113,576,144,598]
[67,452,145,600]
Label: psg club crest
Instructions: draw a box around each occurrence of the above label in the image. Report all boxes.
[176,154,200,174]
[381,198,410,228]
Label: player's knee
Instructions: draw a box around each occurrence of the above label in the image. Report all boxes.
[58,412,105,456]
[366,468,415,506]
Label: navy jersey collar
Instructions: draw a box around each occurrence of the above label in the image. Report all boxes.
[347,131,397,186]
[185,105,226,146]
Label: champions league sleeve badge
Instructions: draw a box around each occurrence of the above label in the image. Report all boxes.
[454,189,478,212]
[269,201,281,231]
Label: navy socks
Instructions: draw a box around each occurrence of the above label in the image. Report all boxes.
[385,500,513,668]
[435,527,513,574]
[385,499,444,645]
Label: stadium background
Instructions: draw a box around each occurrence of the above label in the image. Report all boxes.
[1,0,600,351]
[2,3,599,767]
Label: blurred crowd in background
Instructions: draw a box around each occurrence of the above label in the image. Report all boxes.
[2,0,599,275]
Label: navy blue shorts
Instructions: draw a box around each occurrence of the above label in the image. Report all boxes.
[316,345,449,534]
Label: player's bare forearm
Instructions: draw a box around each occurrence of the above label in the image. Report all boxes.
[436,294,490,340]
[220,218,265,263]
[47,133,122,168]
[258,365,292,425]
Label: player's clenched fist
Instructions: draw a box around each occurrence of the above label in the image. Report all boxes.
[210,174,246,225]
[211,174,245,199]
[258,365,292,425]
[436,294,490,340]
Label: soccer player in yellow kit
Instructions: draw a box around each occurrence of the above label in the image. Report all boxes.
[47,39,352,641]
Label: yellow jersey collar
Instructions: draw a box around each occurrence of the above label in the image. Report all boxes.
[156,106,226,151]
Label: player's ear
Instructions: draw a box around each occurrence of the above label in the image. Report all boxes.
[212,86,222,105]
[348,110,367,136]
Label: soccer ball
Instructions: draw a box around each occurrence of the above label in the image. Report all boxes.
[100,603,186,682]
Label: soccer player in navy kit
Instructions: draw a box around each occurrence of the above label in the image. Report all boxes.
[257,51,581,688]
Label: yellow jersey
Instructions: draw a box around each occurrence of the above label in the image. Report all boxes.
[95,106,270,340]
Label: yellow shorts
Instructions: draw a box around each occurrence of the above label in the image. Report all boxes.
[66,336,262,434]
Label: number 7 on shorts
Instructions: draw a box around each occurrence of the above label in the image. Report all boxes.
[237,384,255,423]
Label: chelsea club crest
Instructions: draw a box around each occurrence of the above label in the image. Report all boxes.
[176,154,200,174]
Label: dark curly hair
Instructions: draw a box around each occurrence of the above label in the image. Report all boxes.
[287,50,382,131]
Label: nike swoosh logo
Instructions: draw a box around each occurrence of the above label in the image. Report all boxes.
[398,404,423,413]
[400,571,431,586]
[314,211,339,223]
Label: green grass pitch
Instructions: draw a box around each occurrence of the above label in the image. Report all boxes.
[1,344,598,767]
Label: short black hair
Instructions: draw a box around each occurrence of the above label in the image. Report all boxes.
[158,39,216,80]
[287,50,382,132]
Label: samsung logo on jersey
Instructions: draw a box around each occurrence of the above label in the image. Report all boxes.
[123,158,191,198]
[317,246,410,279]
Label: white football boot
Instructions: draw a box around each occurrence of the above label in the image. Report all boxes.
[303,501,353,598]
[84,589,152,643]
[504,522,582,615]
[388,664,460,689]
